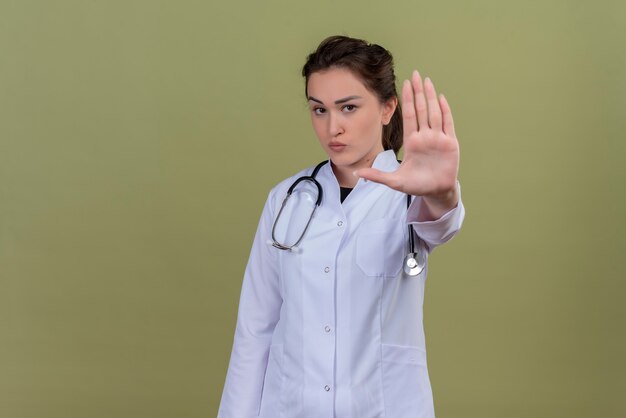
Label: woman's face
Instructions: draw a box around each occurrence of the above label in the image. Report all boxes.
[306,67,396,173]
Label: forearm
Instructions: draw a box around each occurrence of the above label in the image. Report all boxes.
[406,182,465,252]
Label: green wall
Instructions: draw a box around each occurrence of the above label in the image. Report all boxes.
[1,1,624,417]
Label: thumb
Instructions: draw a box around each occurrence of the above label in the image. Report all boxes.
[354,167,398,188]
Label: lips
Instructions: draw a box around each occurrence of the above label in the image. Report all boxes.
[329,142,346,151]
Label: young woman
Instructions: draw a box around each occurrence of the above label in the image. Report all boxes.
[218,35,465,418]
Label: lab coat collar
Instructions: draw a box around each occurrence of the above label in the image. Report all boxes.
[317,149,399,206]
[371,149,400,172]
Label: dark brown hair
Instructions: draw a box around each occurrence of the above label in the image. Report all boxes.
[302,35,403,155]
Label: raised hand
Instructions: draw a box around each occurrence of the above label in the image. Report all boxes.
[355,70,460,218]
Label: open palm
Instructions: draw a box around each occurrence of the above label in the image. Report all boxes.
[356,70,459,199]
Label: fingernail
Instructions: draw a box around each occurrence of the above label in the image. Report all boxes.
[352,170,358,177]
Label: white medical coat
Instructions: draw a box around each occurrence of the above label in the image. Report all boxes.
[218,150,465,418]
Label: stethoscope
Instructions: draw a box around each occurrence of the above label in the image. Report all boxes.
[269,160,425,276]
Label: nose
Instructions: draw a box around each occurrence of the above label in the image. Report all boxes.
[328,112,344,137]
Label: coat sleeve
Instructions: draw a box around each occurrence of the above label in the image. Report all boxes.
[406,181,465,252]
[218,188,282,418]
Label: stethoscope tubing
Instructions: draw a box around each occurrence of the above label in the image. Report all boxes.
[270,159,423,275]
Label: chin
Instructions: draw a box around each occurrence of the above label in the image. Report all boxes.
[328,153,358,168]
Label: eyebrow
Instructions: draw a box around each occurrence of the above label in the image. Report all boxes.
[307,95,363,105]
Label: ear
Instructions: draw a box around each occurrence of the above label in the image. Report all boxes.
[381,97,398,125]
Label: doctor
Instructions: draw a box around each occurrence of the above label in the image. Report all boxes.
[218,35,465,418]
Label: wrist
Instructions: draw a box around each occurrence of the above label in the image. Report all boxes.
[420,181,459,220]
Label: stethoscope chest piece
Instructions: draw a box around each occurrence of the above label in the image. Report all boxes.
[404,251,425,276]
[403,191,426,277]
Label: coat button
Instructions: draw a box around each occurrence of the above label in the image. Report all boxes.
[324,385,331,392]
[324,325,331,333]
[324,266,330,273]
[337,220,343,227]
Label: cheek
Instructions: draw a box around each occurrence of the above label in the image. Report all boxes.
[354,111,382,137]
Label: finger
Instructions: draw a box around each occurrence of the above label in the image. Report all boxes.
[439,94,456,137]
[354,167,401,190]
[411,70,428,130]
[401,79,418,134]
[424,77,442,131]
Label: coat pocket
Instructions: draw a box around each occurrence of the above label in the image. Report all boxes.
[381,343,435,418]
[258,344,284,418]
[356,217,405,278]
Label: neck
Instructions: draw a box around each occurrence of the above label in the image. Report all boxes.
[333,166,358,188]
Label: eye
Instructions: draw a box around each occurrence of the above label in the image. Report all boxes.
[313,107,326,115]
[342,104,358,112]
